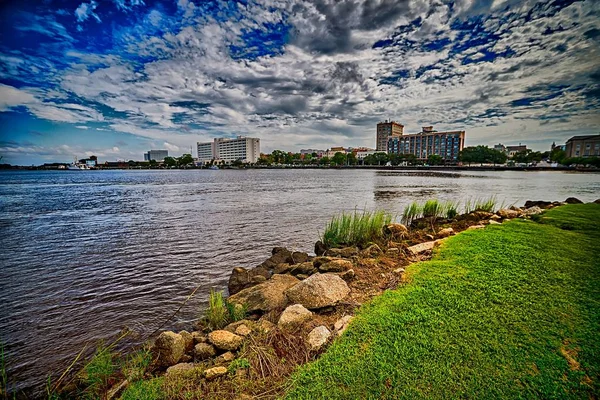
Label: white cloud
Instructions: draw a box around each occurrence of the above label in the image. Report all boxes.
[0,84,37,111]
[75,1,101,23]
[75,125,89,129]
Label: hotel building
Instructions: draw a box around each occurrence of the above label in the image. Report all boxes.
[376,120,404,152]
[387,126,465,163]
[197,136,260,164]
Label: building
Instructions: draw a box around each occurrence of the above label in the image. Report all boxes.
[493,144,506,153]
[300,149,325,155]
[565,135,600,157]
[387,126,465,163]
[356,150,377,161]
[376,120,404,152]
[144,150,169,161]
[197,136,260,164]
[505,144,528,158]
[78,155,97,167]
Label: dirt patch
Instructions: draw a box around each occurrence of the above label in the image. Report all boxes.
[560,340,581,371]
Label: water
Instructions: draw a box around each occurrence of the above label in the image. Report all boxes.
[1,168,599,394]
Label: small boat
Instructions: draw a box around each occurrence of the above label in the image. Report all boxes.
[66,157,90,170]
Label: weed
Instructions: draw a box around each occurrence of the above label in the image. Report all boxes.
[82,342,115,399]
[122,347,152,383]
[401,202,422,226]
[422,200,444,218]
[322,210,393,248]
[120,377,164,400]
[226,302,247,324]
[228,358,251,373]
[206,290,229,331]
[444,201,459,219]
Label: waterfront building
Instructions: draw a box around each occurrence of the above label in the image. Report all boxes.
[494,144,506,153]
[197,136,260,164]
[506,144,528,158]
[356,150,377,161]
[300,148,325,155]
[144,150,168,161]
[376,120,404,152]
[565,135,600,157]
[387,126,465,163]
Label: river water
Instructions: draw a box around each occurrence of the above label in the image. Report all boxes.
[1,168,599,395]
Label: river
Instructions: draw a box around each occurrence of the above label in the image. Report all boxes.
[1,168,599,395]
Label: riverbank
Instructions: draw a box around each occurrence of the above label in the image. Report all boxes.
[47,199,599,399]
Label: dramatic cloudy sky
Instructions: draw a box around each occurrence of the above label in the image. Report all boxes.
[0,0,599,164]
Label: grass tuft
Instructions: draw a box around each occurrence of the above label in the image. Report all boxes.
[121,347,152,383]
[322,210,393,248]
[82,342,115,399]
[206,290,229,331]
[443,200,459,219]
[401,202,422,226]
[120,377,164,400]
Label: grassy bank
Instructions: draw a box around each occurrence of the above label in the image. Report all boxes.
[286,204,600,399]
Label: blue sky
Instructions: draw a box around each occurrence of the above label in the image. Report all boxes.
[0,0,599,165]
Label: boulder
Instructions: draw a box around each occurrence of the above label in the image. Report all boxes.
[194,343,216,360]
[259,247,294,269]
[256,319,276,333]
[165,363,195,376]
[214,351,235,364]
[204,366,228,380]
[488,220,501,225]
[288,262,317,275]
[235,324,251,337]
[291,251,310,263]
[307,326,331,351]
[251,275,267,284]
[565,197,583,204]
[362,244,383,257]
[224,319,253,333]
[337,269,355,282]
[467,224,485,230]
[274,263,292,274]
[314,240,327,256]
[523,206,543,216]
[208,330,243,351]
[385,223,408,237]
[228,274,300,313]
[179,330,194,353]
[318,259,353,273]
[325,247,359,258]
[278,304,313,329]
[407,241,437,255]
[471,211,494,220]
[312,256,337,268]
[334,315,354,336]
[152,331,185,368]
[498,208,519,219]
[437,227,454,238]
[594,199,600,204]
[524,200,553,209]
[285,273,350,309]
[227,266,270,295]
[191,331,206,344]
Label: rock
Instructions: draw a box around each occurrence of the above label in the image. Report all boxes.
[259,247,294,269]
[227,266,271,295]
[594,199,600,204]
[179,330,194,353]
[214,351,235,364]
[180,354,192,363]
[565,197,583,204]
[296,274,309,280]
[228,274,300,313]
[278,304,313,329]
[393,267,405,275]
[291,251,310,263]
[165,363,195,376]
[307,326,331,351]
[337,269,355,282]
[523,206,543,216]
[490,214,501,220]
[471,211,494,220]
[191,331,207,344]
[194,343,216,360]
[425,234,435,240]
[285,273,350,309]
[152,331,185,368]
[334,315,354,336]
[314,240,327,256]
[235,324,251,337]
[467,225,485,230]
[509,205,522,212]
[386,247,400,257]
[407,241,437,255]
[437,227,454,238]
[274,263,292,274]
[385,223,408,237]
[325,247,359,258]
[256,319,276,333]
[224,319,252,333]
[312,256,336,268]
[288,262,317,275]
[488,220,501,225]
[318,259,353,273]
[204,366,228,380]
[208,330,243,351]
[498,208,519,219]
[251,275,267,284]
[362,244,383,257]
[524,200,553,209]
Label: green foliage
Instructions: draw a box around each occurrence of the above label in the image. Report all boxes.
[120,377,164,400]
[287,204,600,399]
[443,201,459,219]
[427,154,443,165]
[122,348,152,383]
[322,210,393,248]
[401,202,422,226]
[163,157,177,167]
[178,153,194,166]
[459,145,507,165]
[422,200,444,219]
[562,156,600,167]
[206,290,229,330]
[228,358,251,373]
[226,301,247,323]
[473,196,498,213]
[331,152,347,166]
[83,343,115,398]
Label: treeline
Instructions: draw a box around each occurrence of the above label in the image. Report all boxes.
[258,151,442,166]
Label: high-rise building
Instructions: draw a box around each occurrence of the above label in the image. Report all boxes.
[197,136,260,164]
[144,150,169,161]
[376,120,404,152]
[387,126,465,163]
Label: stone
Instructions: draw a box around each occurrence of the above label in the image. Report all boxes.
[498,208,519,219]
[191,331,206,344]
[194,343,216,360]
[208,330,243,351]
[307,326,331,351]
[214,351,235,364]
[296,274,309,280]
[318,259,353,273]
[224,319,252,333]
[362,244,383,257]
[337,269,355,282]
[488,220,501,225]
[325,247,359,258]
[256,319,276,333]
[393,267,405,275]
[165,363,195,376]
[278,304,313,329]
[291,251,310,263]
[235,324,252,337]
[523,206,543,216]
[204,366,228,380]
[437,227,454,238]
[228,274,300,313]
[180,354,192,363]
[386,247,400,257]
[385,223,408,237]
[227,266,270,295]
[152,331,185,368]
[334,315,354,336]
[407,241,436,255]
[274,263,292,274]
[524,200,553,209]
[471,211,494,220]
[594,199,600,204]
[288,262,317,275]
[490,214,501,220]
[425,234,435,240]
[314,240,327,256]
[285,273,350,309]
[259,247,294,269]
[467,224,485,230]
[179,330,194,353]
[312,256,337,268]
[251,275,267,284]
[565,197,583,204]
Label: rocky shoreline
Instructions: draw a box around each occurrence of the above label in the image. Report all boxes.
[70,197,598,399]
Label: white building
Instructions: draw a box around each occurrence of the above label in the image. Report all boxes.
[197,136,260,164]
[356,150,377,161]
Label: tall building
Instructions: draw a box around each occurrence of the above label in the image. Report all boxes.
[565,135,600,157]
[387,126,465,163]
[376,120,404,152]
[144,150,168,161]
[197,136,260,164]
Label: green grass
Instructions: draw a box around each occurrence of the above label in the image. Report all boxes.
[205,290,248,331]
[120,377,164,400]
[422,199,444,219]
[286,204,600,399]
[121,347,152,383]
[82,343,116,399]
[401,202,422,226]
[443,200,459,219]
[322,210,393,248]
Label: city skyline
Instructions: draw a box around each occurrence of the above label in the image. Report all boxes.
[1,0,599,165]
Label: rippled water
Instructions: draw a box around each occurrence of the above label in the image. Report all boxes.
[1,169,599,395]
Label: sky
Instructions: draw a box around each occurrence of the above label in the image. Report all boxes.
[0,0,599,165]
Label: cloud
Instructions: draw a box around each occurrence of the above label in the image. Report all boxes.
[75,1,101,23]
[163,142,180,152]
[75,125,89,129]
[114,0,145,11]
[0,84,37,111]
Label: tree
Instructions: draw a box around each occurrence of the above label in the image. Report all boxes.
[178,153,194,166]
[319,156,330,165]
[163,156,177,167]
[149,159,157,168]
[512,150,531,164]
[347,152,357,165]
[271,150,286,164]
[373,152,389,165]
[331,152,347,166]
[427,154,443,165]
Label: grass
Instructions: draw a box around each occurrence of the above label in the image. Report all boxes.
[401,202,421,226]
[422,199,444,219]
[464,196,499,214]
[120,377,164,400]
[121,347,152,383]
[206,290,247,331]
[443,200,459,219]
[322,210,393,248]
[82,342,116,399]
[286,204,600,399]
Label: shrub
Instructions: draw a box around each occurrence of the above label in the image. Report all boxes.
[401,202,422,226]
[322,210,393,248]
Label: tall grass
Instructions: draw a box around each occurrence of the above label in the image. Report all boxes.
[82,342,115,399]
[444,200,459,219]
[322,210,393,248]
[401,202,422,226]
[121,347,152,383]
[422,200,444,219]
[206,290,248,330]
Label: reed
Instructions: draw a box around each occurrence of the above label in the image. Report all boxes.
[444,200,459,219]
[401,202,422,226]
[473,196,498,213]
[322,210,393,248]
[422,199,444,219]
[206,290,229,331]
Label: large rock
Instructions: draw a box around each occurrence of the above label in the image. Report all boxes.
[152,331,185,368]
[565,197,583,204]
[291,251,310,263]
[194,343,216,360]
[288,262,317,275]
[260,247,294,269]
[208,330,243,351]
[318,259,353,273]
[165,363,195,376]
[204,366,228,380]
[228,274,300,313]
[470,211,494,220]
[437,227,454,238]
[314,240,327,256]
[278,304,313,329]
[179,330,194,353]
[498,208,519,219]
[307,326,331,351]
[228,266,270,295]
[407,240,437,255]
[385,223,408,237]
[325,247,358,258]
[594,199,600,204]
[524,200,553,209]
[523,206,543,216]
[285,273,350,309]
